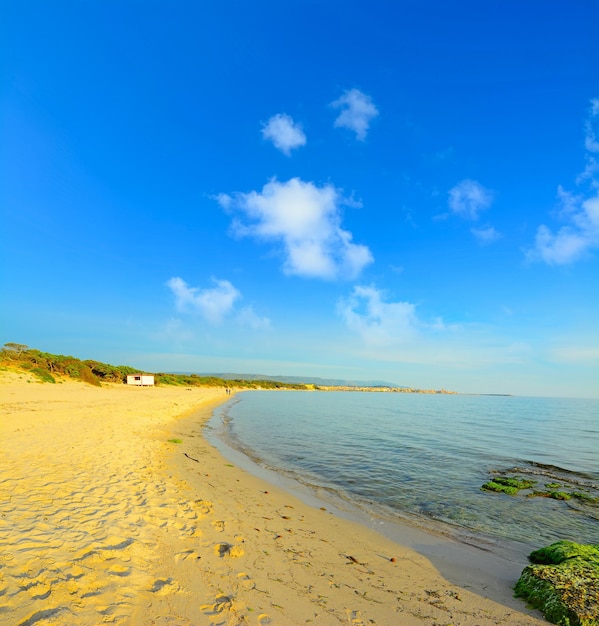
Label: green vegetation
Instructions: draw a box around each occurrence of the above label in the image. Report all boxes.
[153,372,307,389]
[482,473,598,507]
[31,367,56,383]
[528,542,599,565]
[481,476,536,495]
[167,438,183,444]
[571,492,597,504]
[1,343,139,386]
[0,343,309,390]
[528,491,599,504]
[514,541,599,625]
[530,490,572,501]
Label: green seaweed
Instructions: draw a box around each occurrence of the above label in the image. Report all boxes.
[571,492,599,505]
[530,491,573,501]
[481,476,536,495]
[550,492,572,501]
[482,480,519,495]
[546,482,563,489]
[515,541,599,626]
[167,438,183,444]
[529,541,599,565]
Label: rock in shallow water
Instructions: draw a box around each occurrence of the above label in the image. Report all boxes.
[514,541,599,626]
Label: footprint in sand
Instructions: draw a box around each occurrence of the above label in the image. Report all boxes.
[257,614,271,624]
[149,578,178,595]
[175,549,201,562]
[200,593,232,615]
[172,521,203,538]
[214,543,244,558]
[236,572,255,591]
[212,520,225,532]
[194,499,213,516]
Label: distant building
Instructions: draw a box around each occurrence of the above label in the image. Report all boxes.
[126,374,155,386]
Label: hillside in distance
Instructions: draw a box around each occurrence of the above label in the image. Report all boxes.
[196,373,402,388]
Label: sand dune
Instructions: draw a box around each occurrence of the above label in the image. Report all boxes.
[0,371,545,624]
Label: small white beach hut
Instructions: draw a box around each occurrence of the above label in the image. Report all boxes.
[126,374,155,386]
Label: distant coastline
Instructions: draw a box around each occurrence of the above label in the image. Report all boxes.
[200,371,459,394]
[308,384,458,394]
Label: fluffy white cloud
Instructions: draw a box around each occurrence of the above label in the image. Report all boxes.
[527,192,599,264]
[337,285,442,345]
[331,89,379,141]
[166,277,240,324]
[528,225,588,265]
[218,177,373,280]
[261,113,306,155]
[528,98,599,265]
[448,179,493,220]
[471,225,501,245]
[165,278,271,329]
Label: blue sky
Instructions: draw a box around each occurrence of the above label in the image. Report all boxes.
[2,1,598,397]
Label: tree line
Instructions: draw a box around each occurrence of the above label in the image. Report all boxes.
[0,343,308,390]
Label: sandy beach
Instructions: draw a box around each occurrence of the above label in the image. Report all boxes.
[0,371,546,625]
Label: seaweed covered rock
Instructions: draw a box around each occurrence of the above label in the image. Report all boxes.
[515,541,599,625]
[481,476,536,495]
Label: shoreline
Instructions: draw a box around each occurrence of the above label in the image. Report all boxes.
[0,373,545,624]
[168,390,546,624]
[204,399,537,595]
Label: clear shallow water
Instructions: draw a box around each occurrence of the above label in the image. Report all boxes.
[208,391,599,548]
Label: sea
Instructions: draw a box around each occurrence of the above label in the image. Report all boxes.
[206,391,598,551]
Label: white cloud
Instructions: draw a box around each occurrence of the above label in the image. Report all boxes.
[166,276,241,324]
[217,177,373,280]
[236,306,271,330]
[578,157,599,188]
[527,221,594,265]
[261,113,306,155]
[331,89,379,141]
[448,179,493,220]
[584,97,599,153]
[213,192,233,211]
[337,285,442,346]
[580,98,599,189]
[471,225,501,245]
[527,98,599,265]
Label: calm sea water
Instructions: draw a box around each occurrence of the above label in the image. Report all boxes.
[207,391,598,548]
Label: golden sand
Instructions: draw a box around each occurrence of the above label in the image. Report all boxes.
[0,371,545,625]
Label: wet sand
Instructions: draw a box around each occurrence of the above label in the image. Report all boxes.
[0,371,545,624]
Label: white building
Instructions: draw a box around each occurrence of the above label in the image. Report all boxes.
[126,374,155,386]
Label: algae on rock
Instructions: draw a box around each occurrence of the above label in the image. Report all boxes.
[481,476,536,495]
[514,541,599,626]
